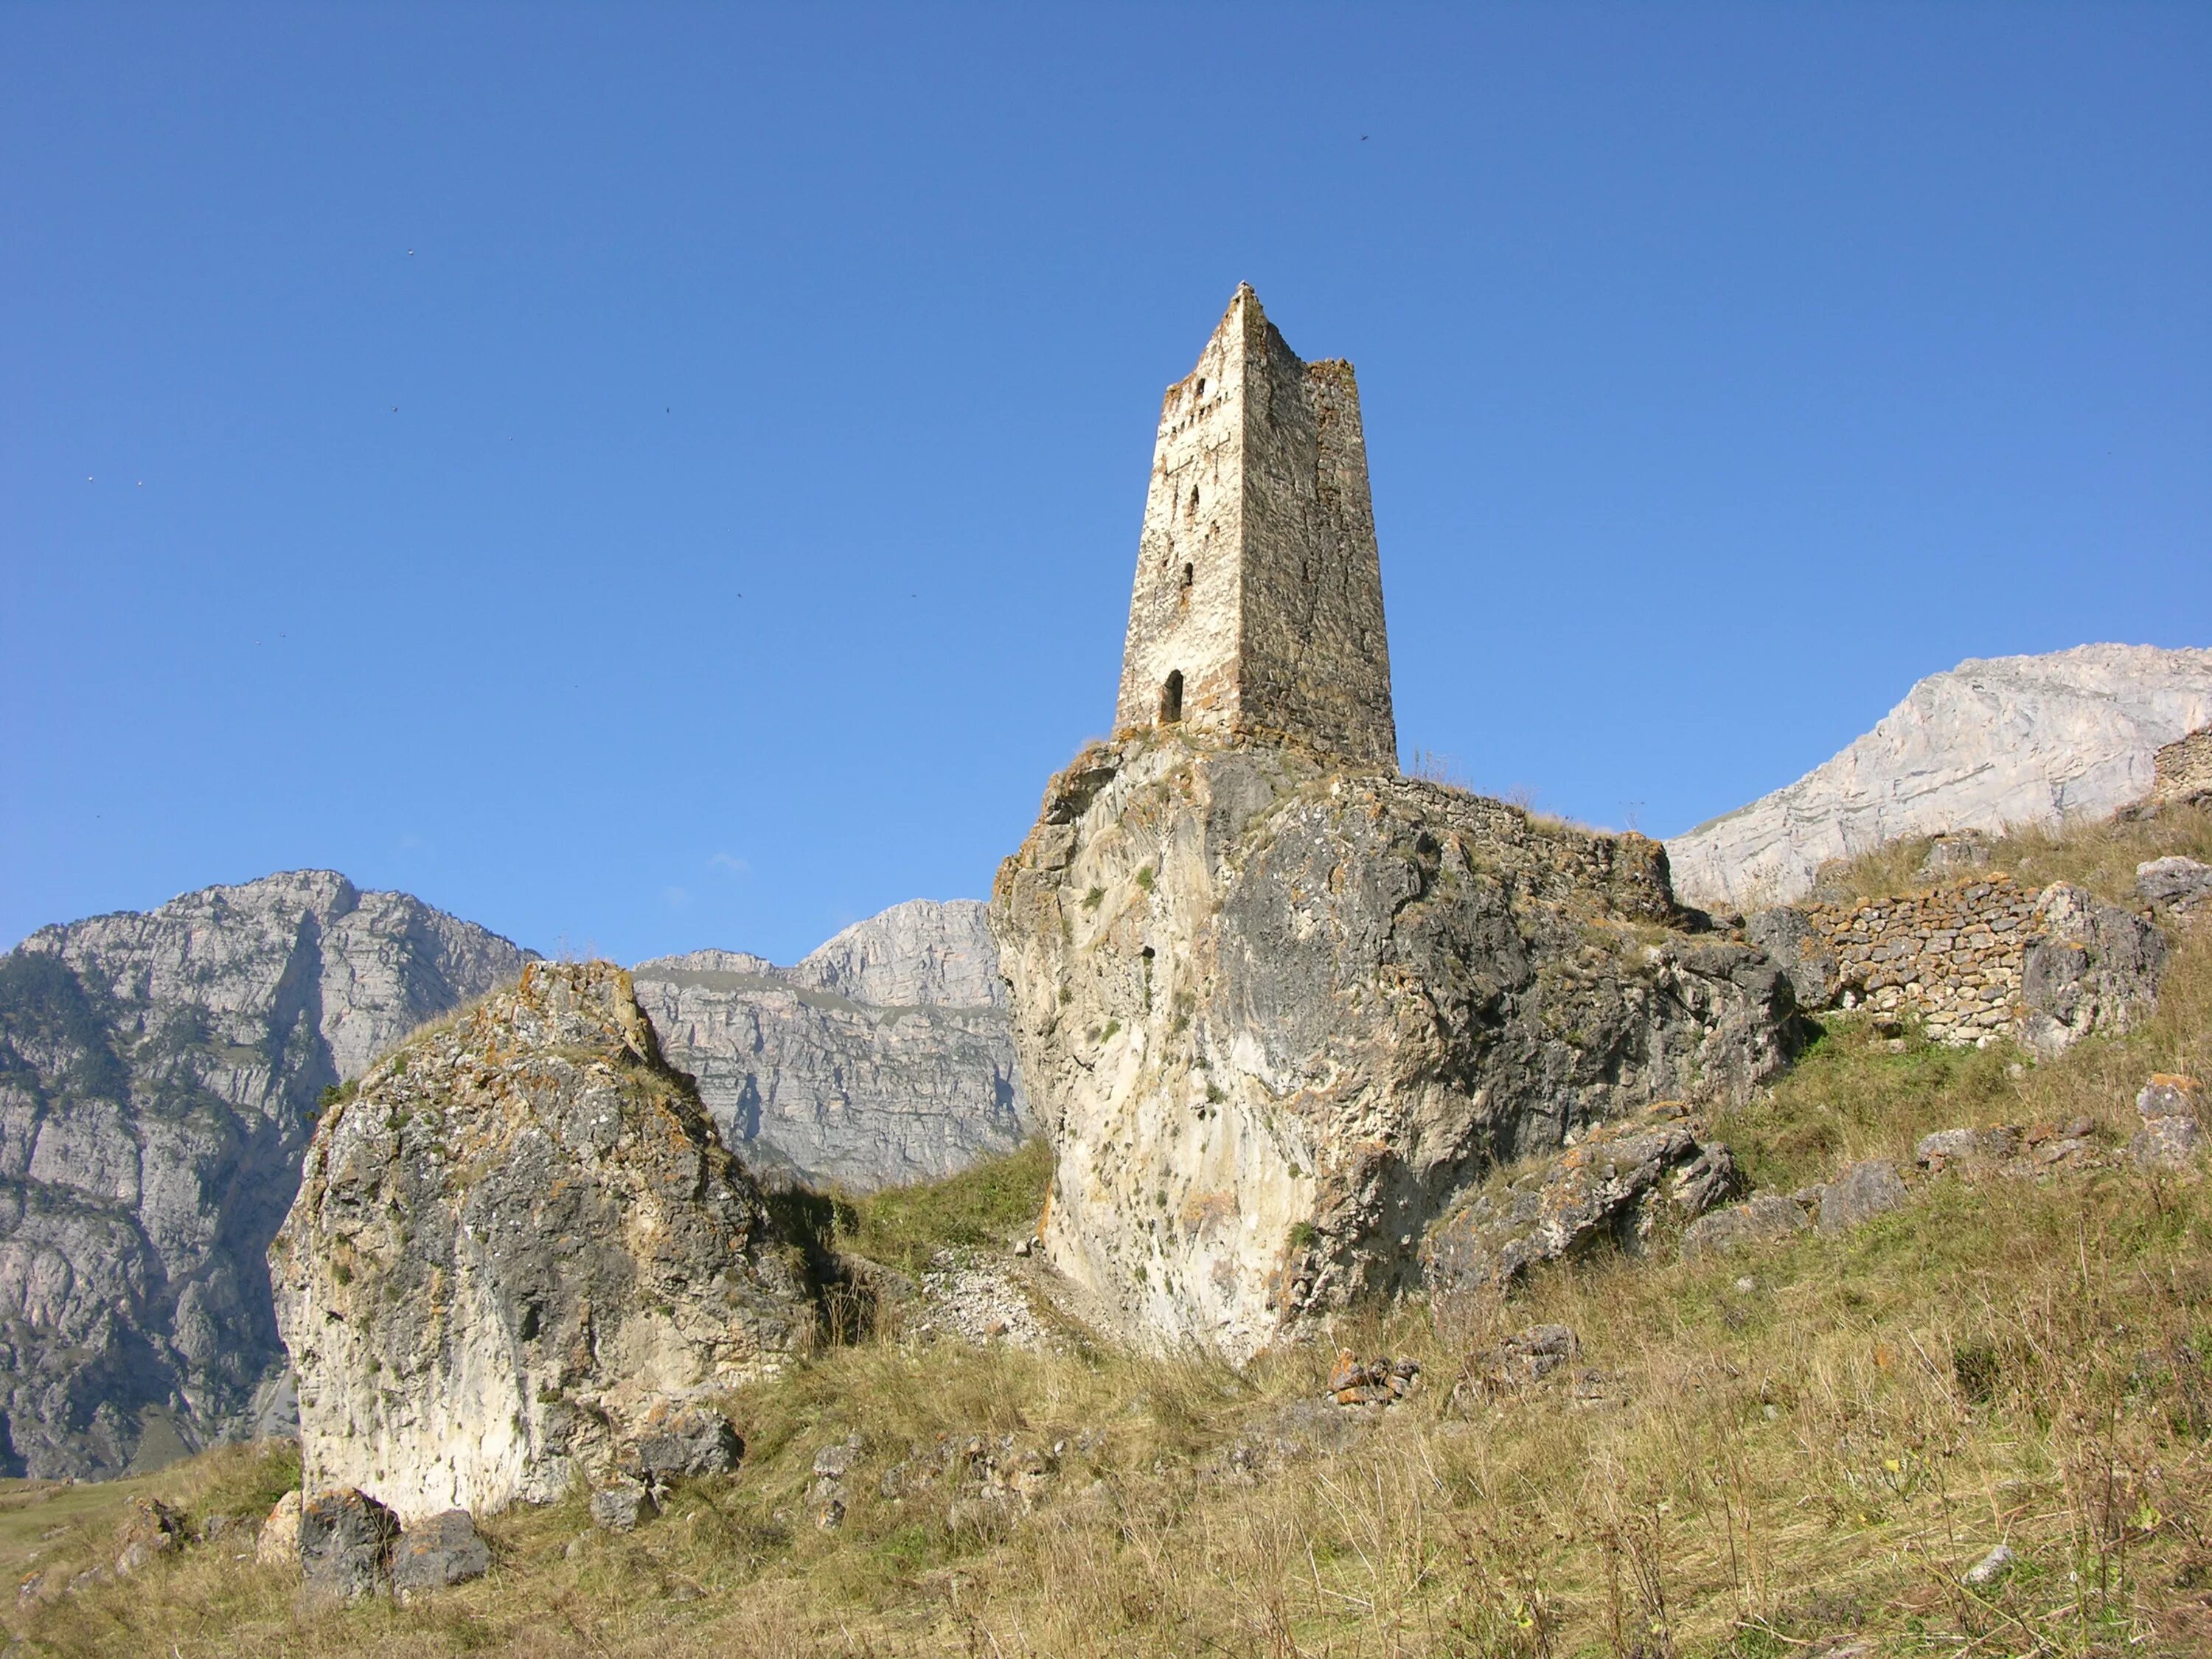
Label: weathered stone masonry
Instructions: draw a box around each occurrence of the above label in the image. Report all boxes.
[1114,285,1395,769]
[1798,877,2038,1045]
[2152,724,2212,807]
[1790,872,2167,1052]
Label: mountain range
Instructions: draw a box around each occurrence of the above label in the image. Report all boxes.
[0,874,1026,1478]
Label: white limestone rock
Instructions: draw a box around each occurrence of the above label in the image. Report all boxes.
[1667,645,2212,908]
[272,961,813,1523]
[788,899,1006,1008]
[992,734,1798,1365]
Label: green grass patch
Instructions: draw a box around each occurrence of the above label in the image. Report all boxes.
[835,1139,1052,1274]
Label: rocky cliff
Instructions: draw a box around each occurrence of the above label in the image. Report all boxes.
[990,733,1798,1364]
[1666,645,2212,908]
[272,961,816,1522]
[634,900,1030,1192]
[0,872,529,1478]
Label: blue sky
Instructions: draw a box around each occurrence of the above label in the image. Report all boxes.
[4,4,2208,964]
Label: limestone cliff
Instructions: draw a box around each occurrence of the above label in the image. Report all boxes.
[634,900,1030,1192]
[990,733,1797,1363]
[0,872,527,1478]
[1666,644,2212,908]
[272,961,815,1522]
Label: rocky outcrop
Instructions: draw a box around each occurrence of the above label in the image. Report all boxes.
[634,900,1031,1194]
[272,961,815,1522]
[1666,645,2212,908]
[991,732,1798,1363]
[1679,1195,1810,1259]
[1424,1109,1740,1290]
[2138,857,2212,915]
[0,871,528,1478]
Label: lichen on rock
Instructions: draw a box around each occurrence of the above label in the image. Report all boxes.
[990,732,1798,1363]
[272,960,817,1521]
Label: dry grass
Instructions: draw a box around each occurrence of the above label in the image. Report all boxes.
[1811,804,2212,909]
[12,838,2212,1658]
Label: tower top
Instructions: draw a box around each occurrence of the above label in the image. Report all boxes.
[1114,288,1396,767]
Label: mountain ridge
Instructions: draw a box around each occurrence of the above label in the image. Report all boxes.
[1665,643,2212,908]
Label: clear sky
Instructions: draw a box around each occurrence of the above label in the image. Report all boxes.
[4,4,2208,965]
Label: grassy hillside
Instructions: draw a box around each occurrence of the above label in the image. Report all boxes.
[9,822,2211,1657]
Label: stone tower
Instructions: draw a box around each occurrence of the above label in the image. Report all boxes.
[1114,284,1397,768]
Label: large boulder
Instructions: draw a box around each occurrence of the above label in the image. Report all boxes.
[991,734,1797,1362]
[1814,1161,1909,1234]
[390,1509,490,1599]
[1679,1194,1812,1259]
[2019,884,2168,1056]
[271,961,817,1521]
[298,1487,397,1602]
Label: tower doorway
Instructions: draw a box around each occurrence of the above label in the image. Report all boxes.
[1160,671,1183,725]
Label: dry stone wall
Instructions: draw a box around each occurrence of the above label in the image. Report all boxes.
[1781,872,2167,1052]
[1798,877,2039,1045]
[2152,724,2212,807]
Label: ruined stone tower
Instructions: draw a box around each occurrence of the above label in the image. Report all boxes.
[1114,285,1397,768]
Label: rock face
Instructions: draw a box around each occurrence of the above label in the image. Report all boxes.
[633,900,1030,1193]
[0,871,529,1478]
[992,733,1798,1363]
[272,961,815,1522]
[1666,645,2212,908]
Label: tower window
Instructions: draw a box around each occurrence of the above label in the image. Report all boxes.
[1187,486,1200,519]
[1160,671,1183,726]
[1179,563,1194,604]
[1195,377,1207,397]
